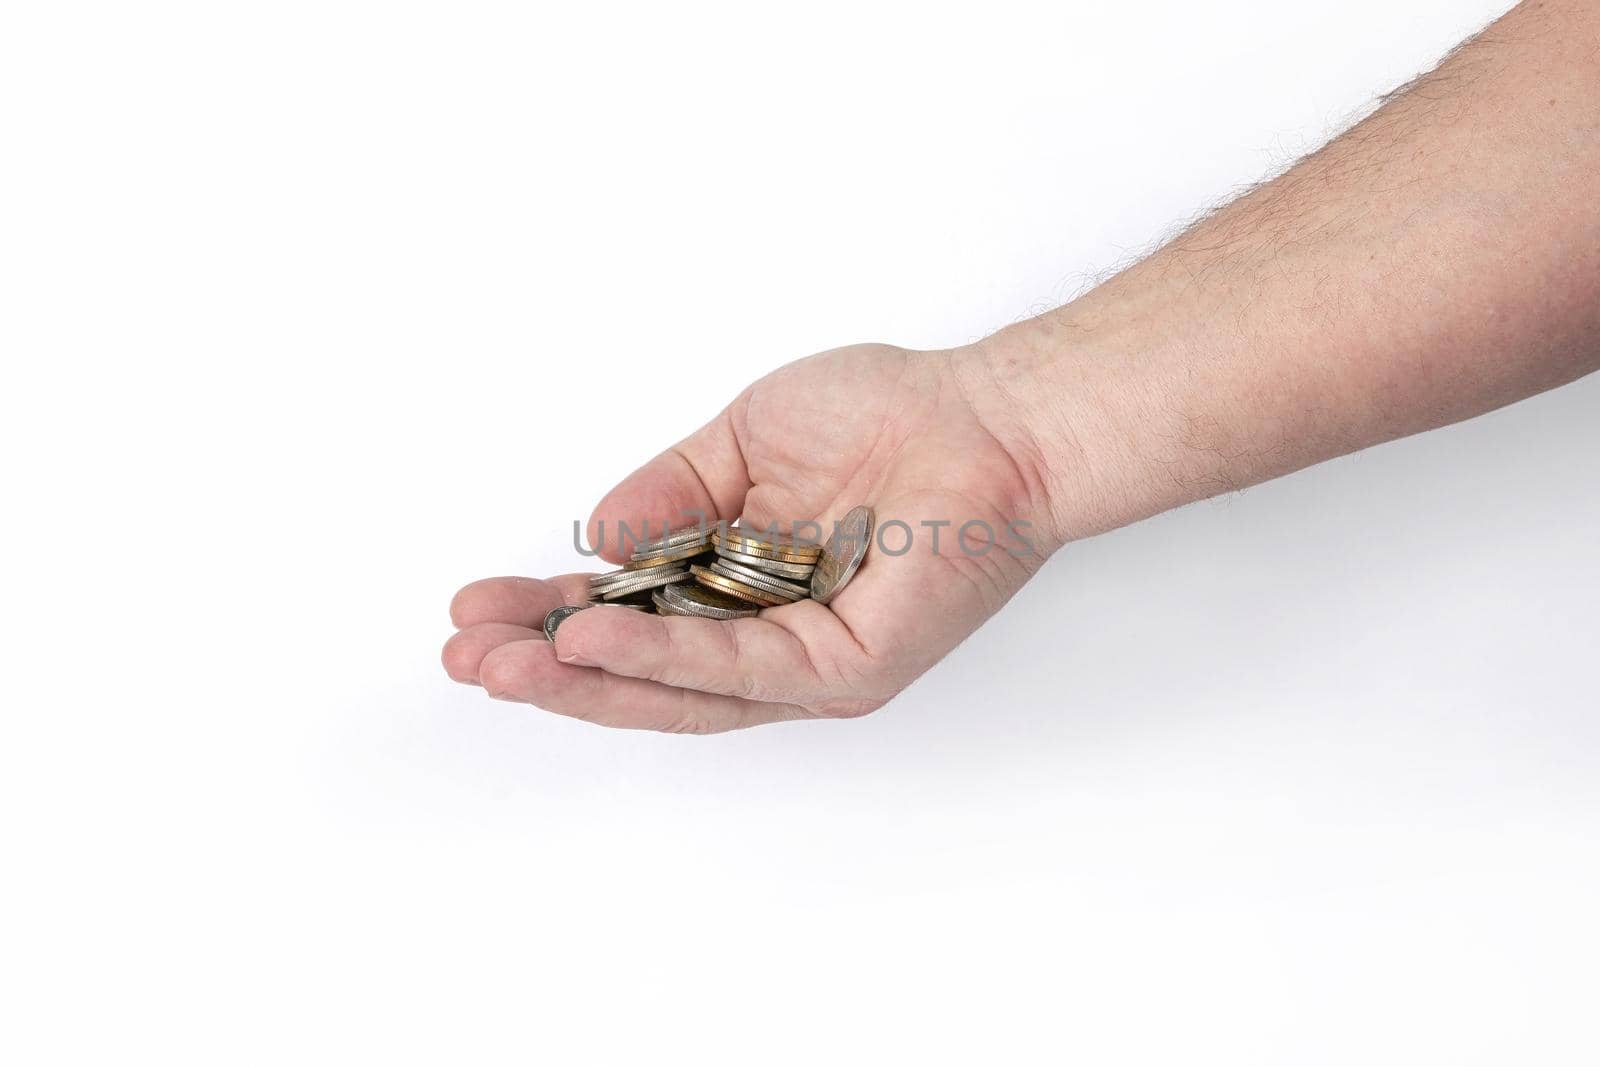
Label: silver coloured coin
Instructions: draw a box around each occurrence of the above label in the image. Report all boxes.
[651,589,690,616]
[543,604,589,641]
[595,566,687,599]
[628,540,711,565]
[630,525,716,556]
[709,559,809,600]
[658,580,760,620]
[811,504,874,605]
[588,568,631,591]
[712,543,817,579]
[590,561,683,590]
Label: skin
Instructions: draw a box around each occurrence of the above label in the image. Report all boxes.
[444,0,1600,732]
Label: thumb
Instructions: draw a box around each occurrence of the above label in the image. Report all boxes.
[586,405,751,564]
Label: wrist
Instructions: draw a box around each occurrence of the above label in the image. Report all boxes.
[946,332,1129,555]
[956,281,1223,548]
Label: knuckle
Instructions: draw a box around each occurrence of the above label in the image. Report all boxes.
[815,646,871,693]
[812,696,885,720]
[659,690,719,735]
[720,622,765,700]
[553,630,589,665]
[661,715,717,735]
[650,624,686,683]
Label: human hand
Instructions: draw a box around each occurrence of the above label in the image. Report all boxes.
[442,342,1066,732]
[444,0,1600,733]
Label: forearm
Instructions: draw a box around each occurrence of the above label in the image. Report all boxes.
[969,0,1600,547]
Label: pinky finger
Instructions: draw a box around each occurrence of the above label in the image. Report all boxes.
[476,638,812,734]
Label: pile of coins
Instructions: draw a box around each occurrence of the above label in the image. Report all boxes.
[543,505,874,639]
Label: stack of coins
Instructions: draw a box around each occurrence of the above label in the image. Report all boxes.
[545,507,874,639]
[690,527,821,606]
[586,525,715,603]
[650,580,760,620]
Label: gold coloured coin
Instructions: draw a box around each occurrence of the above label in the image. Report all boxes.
[688,564,785,607]
[624,542,709,569]
[711,529,822,563]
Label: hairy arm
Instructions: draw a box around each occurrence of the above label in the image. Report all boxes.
[967,0,1600,546]
[447,0,1600,733]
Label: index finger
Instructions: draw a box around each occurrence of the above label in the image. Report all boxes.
[585,406,751,563]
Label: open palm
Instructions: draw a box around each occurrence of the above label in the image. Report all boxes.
[444,343,1057,731]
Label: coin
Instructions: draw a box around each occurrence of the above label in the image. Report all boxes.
[543,604,588,641]
[709,559,810,601]
[689,564,786,607]
[811,505,874,604]
[651,588,689,616]
[629,524,715,556]
[626,541,711,568]
[590,561,683,591]
[717,537,822,562]
[711,528,823,563]
[569,506,870,615]
[710,542,817,580]
[658,580,760,620]
[594,567,687,600]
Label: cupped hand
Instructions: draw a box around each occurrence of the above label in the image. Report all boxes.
[443,343,1061,732]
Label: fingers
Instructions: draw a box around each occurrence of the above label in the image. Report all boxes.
[476,636,812,733]
[445,584,884,727]
[549,600,882,717]
[443,574,590,684]
[586,407,750,563]
[548,606,814,703]
[449,574,593,629]
[442,622,540,684]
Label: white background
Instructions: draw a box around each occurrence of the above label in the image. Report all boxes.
[5,0,1597,1062]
